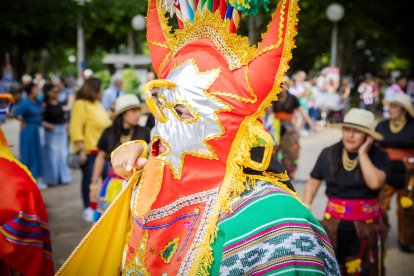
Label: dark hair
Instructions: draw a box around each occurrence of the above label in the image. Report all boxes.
[76,77,102,102]
[24,82,37,96]
[42,82,55,103]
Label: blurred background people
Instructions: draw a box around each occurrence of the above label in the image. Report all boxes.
[101,73,124,112]
[358,73,379,113]
[272,82,316,179]
[53,76,75,122]
[11,82,46,190]
[90,94,150,222]
[42,83,71,187]
[383,76,407,118]
[69,77,111,221]
[303,108,389,275]
[376,93,414,253]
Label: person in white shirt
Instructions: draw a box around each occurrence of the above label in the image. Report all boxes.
[383,76,407,118]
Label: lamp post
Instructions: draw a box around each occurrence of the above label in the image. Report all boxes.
[131,15,146,55]
[326,3,344,67]
[74,0,90,85]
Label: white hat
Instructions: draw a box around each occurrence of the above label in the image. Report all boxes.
[332,108,383,140]
[383,93,414,117]
[112,94,146,119]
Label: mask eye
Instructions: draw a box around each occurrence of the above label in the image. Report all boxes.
[173,104,196,120]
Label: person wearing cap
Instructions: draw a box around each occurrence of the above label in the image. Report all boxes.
[89,94,150,222]
[376,93,414,253]
[69,77,112,221]
[303,108,389,275]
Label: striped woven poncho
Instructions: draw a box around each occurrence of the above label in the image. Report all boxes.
[210,181,340,275]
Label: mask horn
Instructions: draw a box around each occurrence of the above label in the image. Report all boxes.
[246,0,299,101]
[147,0,172,77]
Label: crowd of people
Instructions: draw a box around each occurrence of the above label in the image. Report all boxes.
[1,59,414,276]
[0,67,153,224]
[1,1,414,274]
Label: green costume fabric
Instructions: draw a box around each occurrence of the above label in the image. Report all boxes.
[210,182,340,275]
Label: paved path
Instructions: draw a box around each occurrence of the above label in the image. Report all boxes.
[2,120,414,274]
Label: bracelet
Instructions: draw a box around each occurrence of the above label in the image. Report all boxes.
[110,140,148,161]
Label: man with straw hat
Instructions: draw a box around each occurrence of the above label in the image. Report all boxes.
[303,108,390,275]
[376,93,414,253]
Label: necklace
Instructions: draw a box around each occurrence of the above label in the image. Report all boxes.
[120,128,134,144]
[342,149,358,171]
[389,117,407,134]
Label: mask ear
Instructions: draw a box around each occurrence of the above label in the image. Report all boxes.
[246,0,299,103]
[147,0,172,77]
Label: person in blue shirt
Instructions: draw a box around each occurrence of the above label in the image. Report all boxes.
[11,82,46,189]
[101,74,124,112]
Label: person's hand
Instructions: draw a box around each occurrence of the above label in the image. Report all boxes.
[89,181,100,203]
[46,124,55,131]
[78,150,87,166]
[358,136,373,156]
[111,142,148,179]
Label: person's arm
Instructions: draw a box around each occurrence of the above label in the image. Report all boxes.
[358,137,386,190]
[303,177,322,210]
[297,106,317,131]
[69,100,87,164]
[63,93,75,111]
[90,150,106,202]
[342,86,351,99]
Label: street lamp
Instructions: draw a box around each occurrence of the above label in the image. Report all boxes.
[131,14,146,55]
[326,3,344,67]
[74,0,90,85]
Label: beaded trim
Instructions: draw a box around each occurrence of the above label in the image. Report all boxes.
[177,188,218,275]
[142,188,219,224]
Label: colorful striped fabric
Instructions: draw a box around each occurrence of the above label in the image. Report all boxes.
[210,182,340,275]
[0,152,54,275]
[0,212,52,259]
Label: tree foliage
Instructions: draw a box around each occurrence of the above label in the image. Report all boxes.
[0,0,412,80]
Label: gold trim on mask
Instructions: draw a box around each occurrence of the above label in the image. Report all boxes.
[149,59,232,180]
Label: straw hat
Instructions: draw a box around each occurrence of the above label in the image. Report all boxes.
[383,93,414,117]
[332,108,383,140]
[112,94,146,119]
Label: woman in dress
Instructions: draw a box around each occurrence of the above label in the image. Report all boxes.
[11,82,46,189]
[376,93,414,253]
[69,77,111,221]
[90,94,150,221]
[303,108,389,275]
[42,83,72,186]
[272,82,316,178]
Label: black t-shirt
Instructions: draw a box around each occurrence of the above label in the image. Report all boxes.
[272,93,300,113]
[310,142,389,199]
[376,118,414,189]
[376,118,414,149]
[43,103,66,124]
[97,125,151,159]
